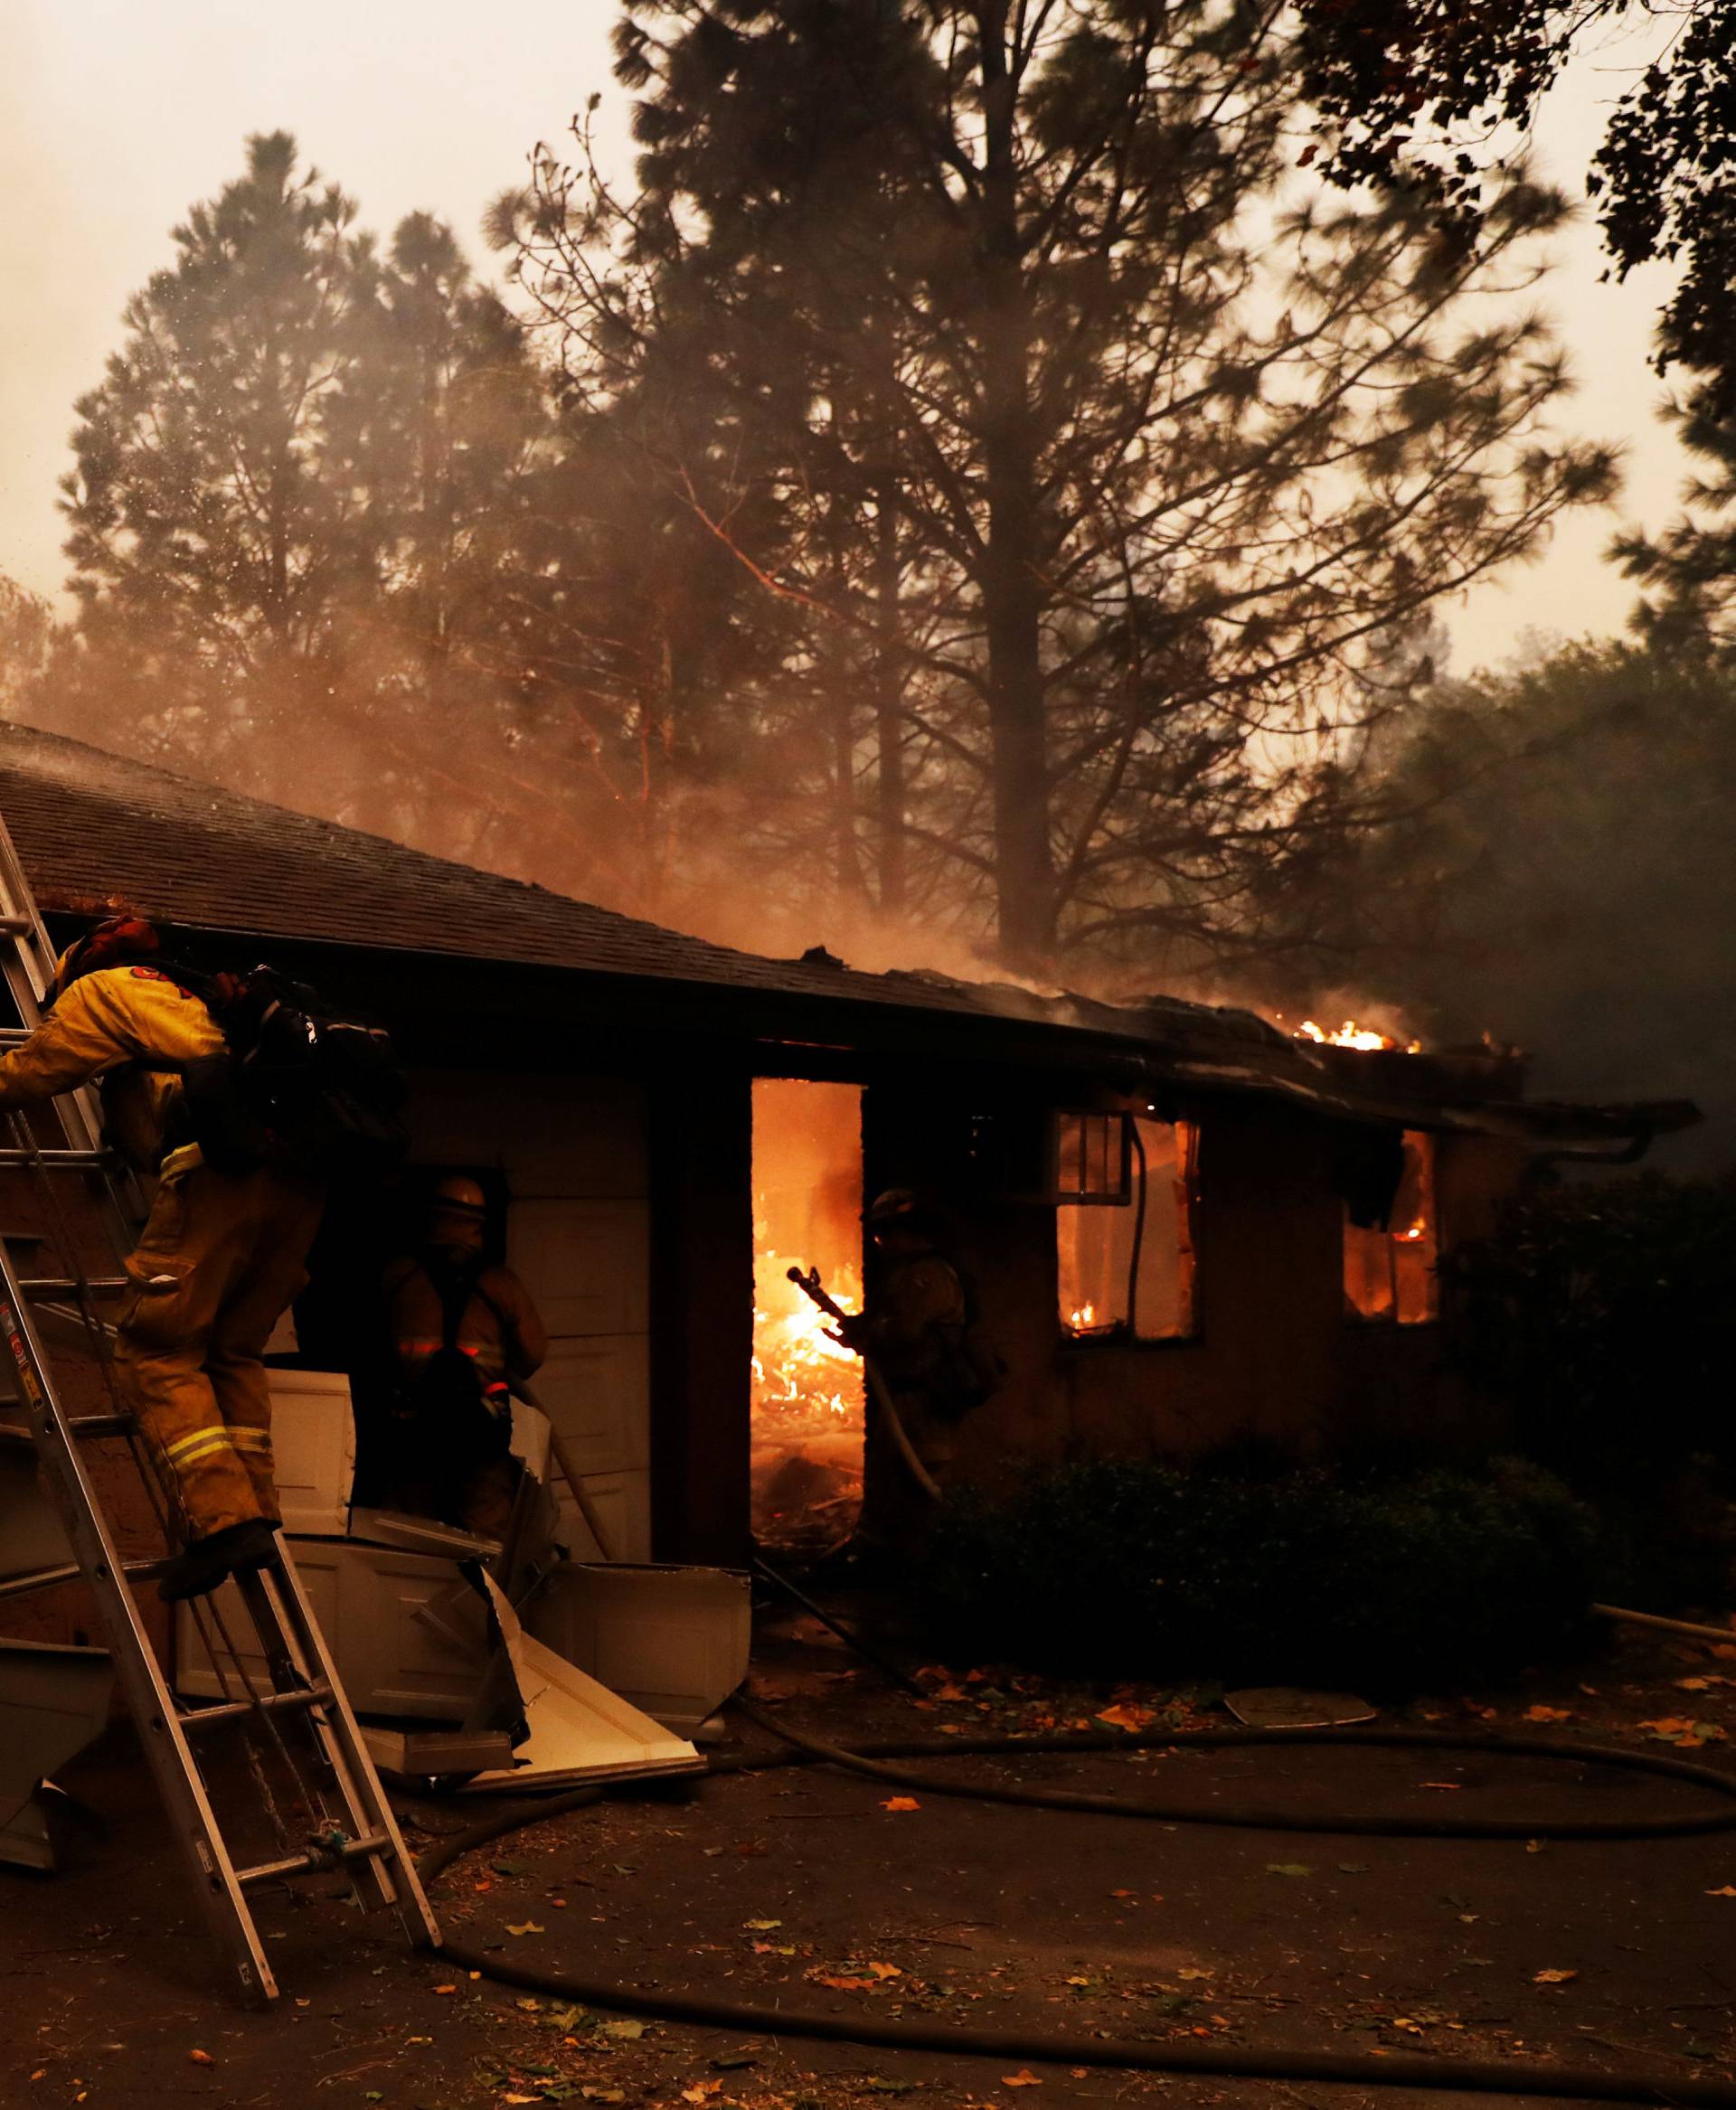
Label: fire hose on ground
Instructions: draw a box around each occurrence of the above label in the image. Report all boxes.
[413,1702,1736,2107]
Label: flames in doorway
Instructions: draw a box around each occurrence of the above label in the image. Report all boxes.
[750,1079,866,1556]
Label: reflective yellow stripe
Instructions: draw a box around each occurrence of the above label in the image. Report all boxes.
[165,1434,238,1471]
[159,1142,203,1177]
[229,1429,273,1454]
[164,1424,232,1463]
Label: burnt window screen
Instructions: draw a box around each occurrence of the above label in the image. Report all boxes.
[1343,1129,1439,1324]
[1058,1118,1198,1340]
[1054,1111,1131,1203]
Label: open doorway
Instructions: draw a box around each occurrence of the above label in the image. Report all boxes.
[750,1078,865,1557]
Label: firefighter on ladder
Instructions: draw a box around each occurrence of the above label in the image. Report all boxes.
[0,915,324,1599]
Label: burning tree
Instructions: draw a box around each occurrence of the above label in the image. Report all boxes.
[498,0,1616,975]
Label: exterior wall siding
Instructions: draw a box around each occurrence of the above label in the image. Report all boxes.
[408,1069,654,1558]
[867,1097,1533,1505]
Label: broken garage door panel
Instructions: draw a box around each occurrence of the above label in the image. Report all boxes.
[526,1561,750,1737]
[458,1572,703,1793]
[0,1636,114,1870]
[0,1439,77,1583]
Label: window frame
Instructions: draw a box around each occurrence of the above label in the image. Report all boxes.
[1057,1115,1201,1347]
[1342,1128,1441,1328]
[1051,1109,1135,1207]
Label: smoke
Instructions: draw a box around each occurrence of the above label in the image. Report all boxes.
[1314,644,1736,1173]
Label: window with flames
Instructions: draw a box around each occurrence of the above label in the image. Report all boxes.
[1055,1113,1199,1342]
[1343,1129,1439,1325]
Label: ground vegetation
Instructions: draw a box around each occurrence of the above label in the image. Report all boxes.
[915,1452,1602,1686]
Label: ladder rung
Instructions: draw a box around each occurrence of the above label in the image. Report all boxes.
[236,1832,393,1889]
[0,1560,81,1601]
[179,1683,335,1733]
[11,1411,137,1441]
[18,1276,129,1296]
[0,1148,109,1168]
[0,1550,161,1602]
[0,915,35,937]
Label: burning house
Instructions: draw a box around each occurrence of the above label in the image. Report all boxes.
[0,721,1700,1592]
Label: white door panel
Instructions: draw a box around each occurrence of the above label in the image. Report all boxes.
[507,1200,649,1336]
[557,1470,652,1562]
[532,1336,649,1476]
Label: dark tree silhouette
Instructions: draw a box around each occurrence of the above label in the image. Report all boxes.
[503,0,1615,971]
[1294,0,1736,409]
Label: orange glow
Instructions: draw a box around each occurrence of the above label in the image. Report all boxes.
[1297,1018,1423,1053]
[751,1252,863,1423]
[1344,1134,1440,1325]
[1058,1118,1198,1341]
[750,1079,866,1554]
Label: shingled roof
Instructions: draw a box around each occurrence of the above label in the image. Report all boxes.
[0,721,1695,1150]
[0,719,1259,1048]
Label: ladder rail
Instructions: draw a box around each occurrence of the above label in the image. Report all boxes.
[0,1256,278,2003]
[236,1561,441,1941]
[0,817,442,1996]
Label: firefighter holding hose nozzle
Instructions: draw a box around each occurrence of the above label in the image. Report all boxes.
[797,1189,1002,1548]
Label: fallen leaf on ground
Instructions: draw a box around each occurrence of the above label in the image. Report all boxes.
[1523,1705,1571,1723]
[1638,1718,1727,1747]
[1176,1968,1212,1981]
[932,1683,970,1702]
[600,2020,646,2040]
[1705,1886,1736,1898]
[880,1796,921,1812]
[1419,1781,1463,1791]
[188,2049,214,2066]
[581,2091,627,2103]
[1266,1863,1312,1877]
[681,2082,723,2103]
[1533,1969,1579,1984]
[1676,1678,1712,1692]
[743,1918,783,1931]
[505,1922,545,1937]
[1097,1703,1155,1732]
[431,1983,458,1995]
[1002,2072,1043,2087]
[865,1962,901,1980]
[812,1973,878,1992]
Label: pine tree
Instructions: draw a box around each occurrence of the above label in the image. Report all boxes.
[505,0,1615,972]
[62,131,371,692]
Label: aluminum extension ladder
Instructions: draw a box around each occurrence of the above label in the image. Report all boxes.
[0,810,439,2002]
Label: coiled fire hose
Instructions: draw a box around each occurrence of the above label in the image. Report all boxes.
[416,1704,1736,2106]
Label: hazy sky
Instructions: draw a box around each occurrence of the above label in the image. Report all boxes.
[0,2,1692,674]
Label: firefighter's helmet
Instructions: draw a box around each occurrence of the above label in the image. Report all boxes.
[863,1187,930,1232]
[46,914,160,1007]
[429,1174,489,1221]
